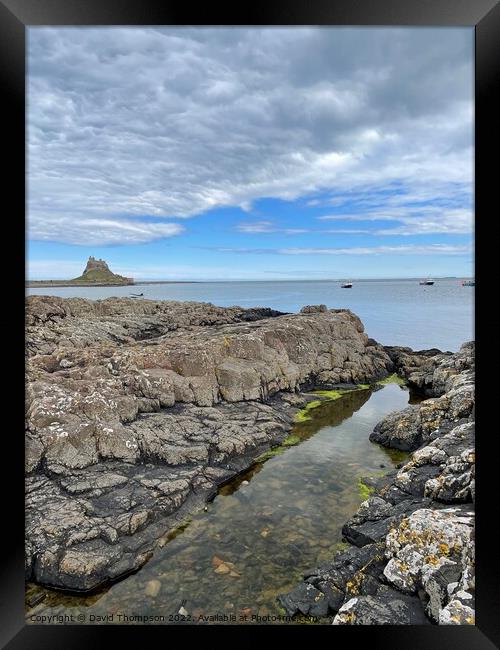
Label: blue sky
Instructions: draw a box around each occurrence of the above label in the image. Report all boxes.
[27,27,474,280]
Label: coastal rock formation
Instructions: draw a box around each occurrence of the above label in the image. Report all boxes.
[384,341,474,397]
[26,296,394,592]
[370,343,474,451]
[278,343,475,626]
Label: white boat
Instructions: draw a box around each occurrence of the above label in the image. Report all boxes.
[419,279,434,285]
[341,281,353,288]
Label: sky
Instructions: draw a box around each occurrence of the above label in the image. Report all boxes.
[27,27,474,280]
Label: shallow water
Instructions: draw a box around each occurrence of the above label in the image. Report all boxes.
[27,383,412,625]
[27,278,473,351]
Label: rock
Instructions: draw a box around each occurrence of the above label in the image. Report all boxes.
[280,346,475,626]
[277,583,326,617]
[370,369,474,451]
[26,296,394,591]
[342,496,432,547]
[384,507,474,593]
[300,305,328,313]
[332,588,429,625]
[214,563,231,575]
[144,579,161,598]
[384,342,474,397]
[439,598,475,625]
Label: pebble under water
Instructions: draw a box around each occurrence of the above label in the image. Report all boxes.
[26,383,412,625]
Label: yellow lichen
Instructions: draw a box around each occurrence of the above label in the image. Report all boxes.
[439,543,450,556]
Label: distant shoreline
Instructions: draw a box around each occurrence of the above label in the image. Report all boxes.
[26,277,466,288]
[26,280,200,288]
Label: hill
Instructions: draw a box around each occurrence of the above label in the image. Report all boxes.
[27,257,134,287]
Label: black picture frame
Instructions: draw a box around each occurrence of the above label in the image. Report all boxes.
[2,0,497,647]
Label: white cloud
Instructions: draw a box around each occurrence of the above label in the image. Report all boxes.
[28,27,473,245]
[236,220,308,234]
[216,244,471,256]
[31,216,184,245]
[318,207,472,235]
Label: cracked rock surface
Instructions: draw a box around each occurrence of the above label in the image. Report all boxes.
[26,297,393,592]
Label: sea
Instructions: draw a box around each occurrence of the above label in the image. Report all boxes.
[27,278,474,352]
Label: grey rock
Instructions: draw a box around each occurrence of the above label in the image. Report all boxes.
[26,296,394,591]
[333,588,430,625]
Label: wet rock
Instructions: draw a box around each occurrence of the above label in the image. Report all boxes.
[332,587,430,625]
[144,579,161,598]
[342,496,433,547]
[277,582,326,617]
[214,564,231,575]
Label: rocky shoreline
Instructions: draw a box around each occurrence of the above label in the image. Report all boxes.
[25,296,474,626]
[26,297,393,593]
[277,341,475,625]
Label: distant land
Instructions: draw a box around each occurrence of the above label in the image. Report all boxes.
[27,256,134,287]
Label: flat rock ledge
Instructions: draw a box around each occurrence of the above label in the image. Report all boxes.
[277,342,475,625]
[26,297,393,592]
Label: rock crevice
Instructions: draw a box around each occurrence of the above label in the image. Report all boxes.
[278,342,475,625]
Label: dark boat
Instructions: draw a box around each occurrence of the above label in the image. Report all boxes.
[341,281,353,288]
[462,280,474,286]
[130,292,144,297]
[419,279,434,285]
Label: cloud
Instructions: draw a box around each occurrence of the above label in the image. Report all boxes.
[214,244,471,256]
[30,215,184,245]
[236,220,308,234]
[319,207,472,235]
[28,27,473,245]
[323,229,373,234]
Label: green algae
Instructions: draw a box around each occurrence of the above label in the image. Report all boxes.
[377,373,406,386]
[383,446,410,463]
[255,434,303,462]
[294,385,372,423]
[295,410,313,423]
[282,434,301,447]
[293,399,324,422]
[255,447,286,462]
[311,390,344,400]
[357,478,375,501]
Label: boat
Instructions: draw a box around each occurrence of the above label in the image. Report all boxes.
[419,279,434,285]
[462,280,475,286]
[341,281,353,288]
[130,292,144,297]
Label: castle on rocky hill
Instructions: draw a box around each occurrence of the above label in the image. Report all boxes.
[83,256,112,274]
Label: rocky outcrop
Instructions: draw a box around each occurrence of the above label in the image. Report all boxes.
[26,296,394,592]
[384,341,474,397]
[370,342,474,451]
[278,343,475,625]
